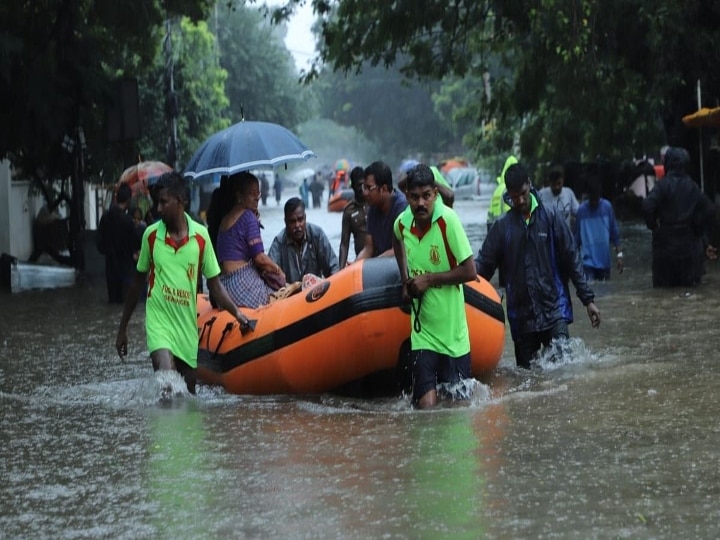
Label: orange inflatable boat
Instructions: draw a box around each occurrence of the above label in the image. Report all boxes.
[326,188,354,212]
[196,257,505,396]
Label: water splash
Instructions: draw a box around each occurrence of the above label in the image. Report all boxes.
[533,337,600,371]
[151,370,191,402]
[437,377,491,407]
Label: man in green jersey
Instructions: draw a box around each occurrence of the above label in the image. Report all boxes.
[116,172,251,394]
[392,164,477,409]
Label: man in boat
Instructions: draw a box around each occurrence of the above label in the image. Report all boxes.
[268,197,339,283]
[354,161,408,261]
[338,166,369,268]
[115,171,251,394]
[475,162,600,369]
[392,164,477,409]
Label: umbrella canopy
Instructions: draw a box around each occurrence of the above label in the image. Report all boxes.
[117,161,173,197]
[183,121,316,180]
[335,158,351,172]
[682,107,720,128]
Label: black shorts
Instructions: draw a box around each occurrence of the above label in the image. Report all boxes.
[412,349,471,403]
[513,319,569,369]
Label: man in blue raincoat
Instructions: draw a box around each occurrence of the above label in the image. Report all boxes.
[476,162,600,368]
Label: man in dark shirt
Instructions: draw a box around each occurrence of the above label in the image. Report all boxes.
[97,183,140,304]
[268,197,339,283]
[354,161,408,260]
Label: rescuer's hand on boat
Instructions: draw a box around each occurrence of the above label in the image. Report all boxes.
[235,312,254,332]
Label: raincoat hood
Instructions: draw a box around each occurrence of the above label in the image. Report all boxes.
[663,147,690,174]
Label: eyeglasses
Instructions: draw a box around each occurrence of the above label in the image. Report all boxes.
[361,184,379,192]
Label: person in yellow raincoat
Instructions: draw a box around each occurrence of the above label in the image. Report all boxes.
[487,155,518,233]
[485,155,518,288]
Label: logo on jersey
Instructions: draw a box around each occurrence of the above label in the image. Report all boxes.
[429,245,441,265]
[187,263,195,282]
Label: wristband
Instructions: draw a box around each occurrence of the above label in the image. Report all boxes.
[617,251,623,258]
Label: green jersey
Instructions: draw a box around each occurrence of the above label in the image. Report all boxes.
[137,214,221,368]
[394,201,473,357]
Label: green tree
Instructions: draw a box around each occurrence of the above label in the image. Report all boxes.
[274,0,720,167]
[295,118,380,167]
[137,17,230,169]
[0,0,213,180]
[0,0,213,267]
[214,3,311,128]
[315,61,462,165]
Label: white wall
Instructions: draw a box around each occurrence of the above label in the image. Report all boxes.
[9,180,37,260]
[0,160,10,256]
[0,161,38,260]
[0,160,105,260]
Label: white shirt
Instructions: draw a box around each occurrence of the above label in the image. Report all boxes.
[538,186,579,227]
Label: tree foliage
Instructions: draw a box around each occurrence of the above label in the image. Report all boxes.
[215,4,311,128]
[1,0,315,268]
[314,62,462,164]
[275,0,720,165]
[138,18,230,170]
[0,0,214,181]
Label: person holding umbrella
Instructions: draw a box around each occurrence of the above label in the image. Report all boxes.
[115,172,251,395]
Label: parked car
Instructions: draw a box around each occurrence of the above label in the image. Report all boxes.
[446,167,480,200]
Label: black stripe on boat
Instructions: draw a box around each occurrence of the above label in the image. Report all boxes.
[211,257,504,372]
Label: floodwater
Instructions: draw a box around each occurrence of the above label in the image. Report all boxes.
[2,193,720,539]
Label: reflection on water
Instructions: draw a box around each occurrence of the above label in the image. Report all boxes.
[2,204,720,538]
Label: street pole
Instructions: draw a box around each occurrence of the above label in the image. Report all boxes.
[165,18,179,170]
[697,79,704,192]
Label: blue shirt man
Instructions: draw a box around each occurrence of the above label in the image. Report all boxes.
[355,161,408,260]
[575,178,623,281]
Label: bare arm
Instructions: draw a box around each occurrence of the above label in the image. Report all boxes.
[253,251,285,280]
[437,185,455,208]
[206,276,250,326]
[392,234,409,283]
[339,210,352,268]
[393,233,412,302]
[354,233,375,262]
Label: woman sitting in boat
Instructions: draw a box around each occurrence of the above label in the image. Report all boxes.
[216,171,286,308]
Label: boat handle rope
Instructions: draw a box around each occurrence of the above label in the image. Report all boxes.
[213,322,235,358]
[199,316,217,350]
[411,296,423,334]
